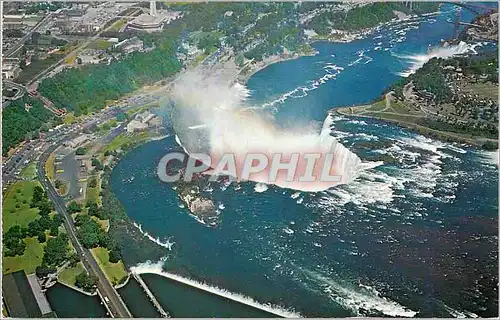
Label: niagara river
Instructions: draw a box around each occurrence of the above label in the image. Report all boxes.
[110,4,498,318]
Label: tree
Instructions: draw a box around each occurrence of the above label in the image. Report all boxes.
[109,248,122,263]
[76,215,102,248]
[42,233,69,267]
[75,147,86,155]
[52,213,64,227]
[28,220,43,237]
[39,214,52,230]
[67,201,83,213]
[3,225,27,256]
[49,225,59,236]
[31,186,45,207]
[88,177,98,188]
[35,265,56,279]
[75,272,97,292]
[37,200,52,216]
[55,179,63,189]
[235,53,245,67]
[68,252,80,268]
[38,232,46,243]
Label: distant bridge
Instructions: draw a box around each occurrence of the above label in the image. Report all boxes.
[442,2,498,39]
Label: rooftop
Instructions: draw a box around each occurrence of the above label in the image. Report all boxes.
[2,271,43,318]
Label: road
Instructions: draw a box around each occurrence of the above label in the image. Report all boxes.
[3,80,26,101]
[37,143,132,318]
[27,8,142,88]
[4,13,54,57]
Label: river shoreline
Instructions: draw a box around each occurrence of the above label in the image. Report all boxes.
[334,105,497,149]
[102,7,489,266]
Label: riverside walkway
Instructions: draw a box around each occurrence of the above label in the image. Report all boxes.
[132,273,170,318]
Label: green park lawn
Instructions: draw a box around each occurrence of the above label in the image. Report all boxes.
[3,237,44,275]
[58,262,85,286]
[91,247,127,285]
[86,176,101,205]
[2,181,41,232]
[20,161,37,180]
[104,132,149,152]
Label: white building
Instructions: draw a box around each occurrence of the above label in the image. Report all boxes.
[114,37,144,54]
[126,120,148,133]
[2,63,21,79]
[64,135,88,148]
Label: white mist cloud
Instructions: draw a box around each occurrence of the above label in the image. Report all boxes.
[167,70,365,192]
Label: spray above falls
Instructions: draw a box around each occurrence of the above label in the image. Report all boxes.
[166,70,367,192]
[395,41,483,77]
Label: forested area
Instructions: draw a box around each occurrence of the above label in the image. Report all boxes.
[454,51,499,83]
[2,96,56,155]
[38,44,182,115]
[33,2,442,117]
[391,58,452,103]
[306,2,440,35]
[69,200,122,263]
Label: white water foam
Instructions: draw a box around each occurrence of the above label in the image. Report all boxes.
[262,65,344,108]
[171,72,367,192]
[132,222,175,251]
[130,260,302,318]
[301,268,418,317]
[475,150,499,167]
[395,41,483,77]
[254,183,269,193]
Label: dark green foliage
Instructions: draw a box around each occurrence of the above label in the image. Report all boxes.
[38,214,52,230]
[31,186,46,207]
[75,147,86,155]
[52,214,64,227]
[482,140,498,151]
[109,248,122,263]
[37,200,53,216]
[28,220,44,237]
[91,158,103,171]
[37,232,46,243]
[42,233,69,267]
[49,225,59,237]
[116,112,128,122]
[417,118,498,139]
[75,272,97,292]
[2,96,54,156]
[55,180,63,189]
[98,233,111,248]
[3,225,27,257]
[75,214,102,248]
[25,2,62,14]
[35,265,57,278]
[68,252,80,268]
[38,45,182,115]
[67,201,83,213]
[307,3,439,35]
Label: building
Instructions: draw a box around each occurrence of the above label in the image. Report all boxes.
[127,111,161,132]
[2,61,21,79]
[2,271,56,318]
[126,1,180,33]
[126,119,148,133]
[114,37,144,54]
[135,110,156,123]
[64,134,88,148]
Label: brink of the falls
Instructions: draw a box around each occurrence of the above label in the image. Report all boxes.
[166,70,367,192]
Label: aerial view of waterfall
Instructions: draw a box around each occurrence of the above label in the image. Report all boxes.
[108,2,498,318]
[1,1,497,319]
